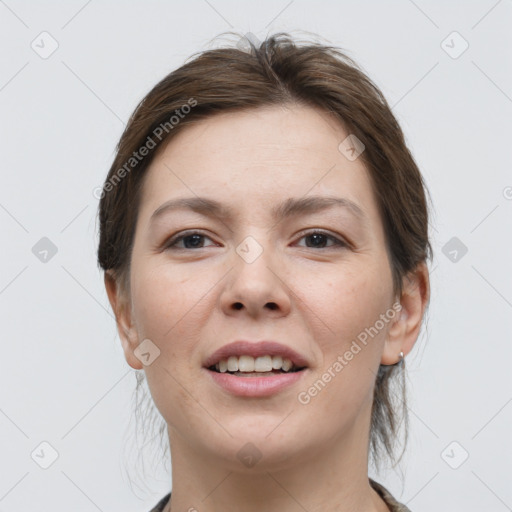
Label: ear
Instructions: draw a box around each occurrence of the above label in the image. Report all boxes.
[104,270,143,370]
[381,261,430,365]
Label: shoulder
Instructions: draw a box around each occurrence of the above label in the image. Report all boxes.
[369,478,412,512]
[148,492,171,512]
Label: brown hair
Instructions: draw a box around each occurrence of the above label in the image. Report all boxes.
[98,31,432,473]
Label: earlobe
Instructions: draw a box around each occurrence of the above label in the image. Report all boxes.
[380,306,406,365]
[104,270,143,370]
[381,262,430,365]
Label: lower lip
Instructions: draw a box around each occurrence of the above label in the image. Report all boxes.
[204,368,307,397]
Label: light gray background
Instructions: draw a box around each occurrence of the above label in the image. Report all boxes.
[1,1,511,511]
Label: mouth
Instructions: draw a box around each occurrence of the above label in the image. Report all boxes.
[207,354,306,377]
[203,341,309,396]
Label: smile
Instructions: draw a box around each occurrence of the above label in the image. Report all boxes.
[209,354,305,375]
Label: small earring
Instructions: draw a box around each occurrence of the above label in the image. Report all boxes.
[382,350,405,367]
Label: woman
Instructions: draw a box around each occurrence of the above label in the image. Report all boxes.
[97,32,431,512]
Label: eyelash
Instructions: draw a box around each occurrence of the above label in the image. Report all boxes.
[164,229,348,251]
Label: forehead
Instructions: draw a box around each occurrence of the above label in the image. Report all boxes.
[137,104,381,226]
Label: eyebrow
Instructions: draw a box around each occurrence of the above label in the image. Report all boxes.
[150,195,367,224]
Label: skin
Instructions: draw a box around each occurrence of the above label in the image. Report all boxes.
[105,104,429,512]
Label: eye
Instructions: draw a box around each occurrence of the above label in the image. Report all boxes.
[164,231,217,250]
[294,230,348,249]
[164,229,348,251]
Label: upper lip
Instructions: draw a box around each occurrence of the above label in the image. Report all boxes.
[203,340,310,369]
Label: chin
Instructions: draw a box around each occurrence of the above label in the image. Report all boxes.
[197,418,315,471]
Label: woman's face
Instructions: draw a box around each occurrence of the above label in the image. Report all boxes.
[117,104,402,469]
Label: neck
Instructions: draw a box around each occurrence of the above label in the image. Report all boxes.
[163,411,389,512]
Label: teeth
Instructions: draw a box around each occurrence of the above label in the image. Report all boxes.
[282,358,292,372]
[227,356,238,372]
[271,355,283,369]
[254,355,272,372]
[238,355,254,372]
[214,355,297,373]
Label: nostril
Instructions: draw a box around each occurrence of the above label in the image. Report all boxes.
[231,302,278,311]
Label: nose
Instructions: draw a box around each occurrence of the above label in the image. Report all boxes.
[220,240,292,319]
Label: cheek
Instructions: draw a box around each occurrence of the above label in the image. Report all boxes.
[130,259,225,364]
[302,262,392,352]
[296,262,393,417]
[131,260,198,334]
[130,262,213,426]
